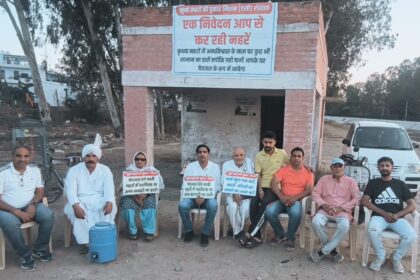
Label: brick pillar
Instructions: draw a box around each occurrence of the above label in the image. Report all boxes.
[283,90,315,165]
[124,86,154,166]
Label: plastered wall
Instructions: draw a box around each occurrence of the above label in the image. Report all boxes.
[181,89,287,166]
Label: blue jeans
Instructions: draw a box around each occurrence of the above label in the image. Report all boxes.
[368,216,417,262]
[178,198,217,235]
[311,213,350,254]
[0,203,54,257]
[265,200,302,241]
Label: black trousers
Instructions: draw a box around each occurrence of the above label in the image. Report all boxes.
[248,188,279,238]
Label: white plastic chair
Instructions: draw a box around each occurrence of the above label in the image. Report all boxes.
[263,196,310,248]
[0,197,53,270]
[177,190,221,240]
[309,201,360,261]
[362,208,419,273]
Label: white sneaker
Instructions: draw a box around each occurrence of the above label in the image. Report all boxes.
[369,258,385,272]
[392,259,405,274]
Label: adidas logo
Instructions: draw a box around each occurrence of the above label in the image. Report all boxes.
[374,187,400,204]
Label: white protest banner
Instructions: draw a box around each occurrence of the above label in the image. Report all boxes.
[173,2,278,78]
[182,176,215,199]
[122,171,160,195]
[222,171,258,196]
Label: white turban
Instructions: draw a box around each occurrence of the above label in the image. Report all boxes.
[82,144,102,159]
[82,133,102,159]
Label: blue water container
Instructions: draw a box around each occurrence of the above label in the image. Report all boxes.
[89,222,118,263]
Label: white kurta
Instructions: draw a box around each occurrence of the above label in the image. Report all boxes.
[221,158,254,236]
[64,162,116,244]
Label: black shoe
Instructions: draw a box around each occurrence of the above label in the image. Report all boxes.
[20,255,37,271]
[183,231,194,242]
[200,233,209,247]
[285,240,296,251]
[32,250,53,262]
[330,248,338,256]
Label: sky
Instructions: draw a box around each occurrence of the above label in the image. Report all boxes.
[0,1,419,83]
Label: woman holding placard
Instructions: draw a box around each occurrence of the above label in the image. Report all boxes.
[120,151,164,241]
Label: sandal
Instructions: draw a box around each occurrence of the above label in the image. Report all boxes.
[238,236,248,247]
[145,234,155,242]
[129,234,138,240]
[245,237,261,249]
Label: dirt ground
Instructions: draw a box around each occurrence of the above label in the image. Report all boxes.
[1,120,419,279]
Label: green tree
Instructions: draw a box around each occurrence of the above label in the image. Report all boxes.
[387,58,420,120]
[342,83,363,116]
[361,73,388,117]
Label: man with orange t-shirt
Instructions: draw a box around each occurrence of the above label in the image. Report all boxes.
[266,147,314,251]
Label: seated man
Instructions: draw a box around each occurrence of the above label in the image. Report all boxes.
[362,156,417,273]
[178,144,221,247]
[222,147,254,240]
[265,147,313,251]
[310,158,360,263]
[240,131,289,248]
[120,151,164,241]
[0,146,54,270]
[64,140,117,254]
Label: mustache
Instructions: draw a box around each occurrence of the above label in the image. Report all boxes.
[86,160,95,164]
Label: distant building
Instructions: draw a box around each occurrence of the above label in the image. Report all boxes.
[0,51,73,106]
[0,52,31,86]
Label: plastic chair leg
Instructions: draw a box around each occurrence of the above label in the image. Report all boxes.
[214,210,220,241]
[0,230,5,270]
[177,214,183,239]
[64,217,72,248]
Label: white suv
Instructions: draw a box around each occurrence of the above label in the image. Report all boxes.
[342,121,420,197]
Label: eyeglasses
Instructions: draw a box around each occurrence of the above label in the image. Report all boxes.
[135,158,146,161]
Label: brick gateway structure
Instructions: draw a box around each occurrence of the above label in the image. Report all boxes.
[122,1,328,169]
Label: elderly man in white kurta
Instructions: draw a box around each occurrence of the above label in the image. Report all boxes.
[222,147,254,240]
[64,142,116,252]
